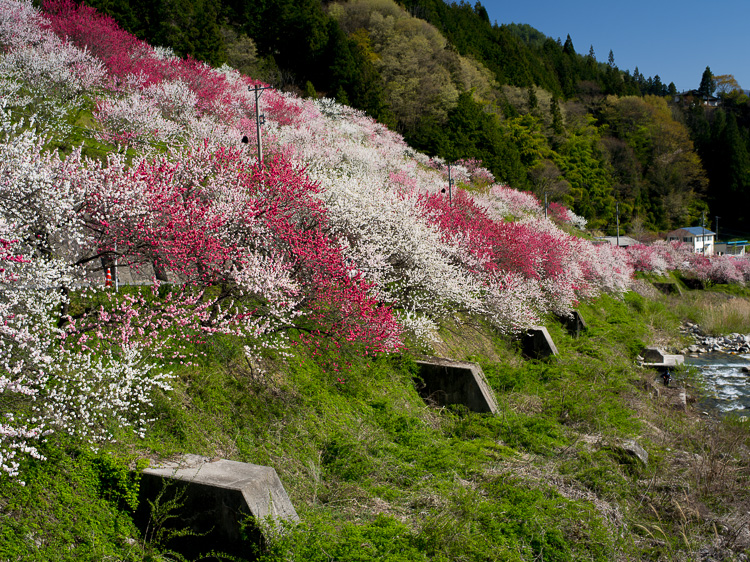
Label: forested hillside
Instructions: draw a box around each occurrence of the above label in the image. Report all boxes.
[69,0,750,234]
[685,86,750,234]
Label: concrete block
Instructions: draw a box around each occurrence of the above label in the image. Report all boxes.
[642,347,668,363]
[652,282,683,295]
[671,389,687,411]
[663,355,685,367]
[137,454,298,559]
[641,347,684,368]
[557,310,587,338]
[681,278,705,290]
[415,358,498,414]
[616,439,649,466]
[522,326,559,359]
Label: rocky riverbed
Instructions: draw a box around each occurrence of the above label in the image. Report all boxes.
[680,322,750,355]
[677,323,750,414]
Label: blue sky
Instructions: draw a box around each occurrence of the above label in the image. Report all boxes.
[481,0,749,93]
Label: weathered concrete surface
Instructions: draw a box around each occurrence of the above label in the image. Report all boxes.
[660,355,685,367]
[137,454,298,559]
[557,310,587,338]
[618,440,649,466]
[640,347,685,368]
[652,282,683,296]
[681,277,705,290]
[522,326,559,359]
[606,440,649,468]
[647,378,662,399]
[642,347,668,363]
[671,388,688,411]
[415,358,498,414]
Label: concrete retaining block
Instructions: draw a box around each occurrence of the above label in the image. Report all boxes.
[557,310,587,338]
[642,347,668,363]
[137,454,298,559]
[415,358,498,414]
[681,278,705,290]
[522,326,559,359]
[615,439,649,467]
[641,347,684,368]
[652,282,683,295]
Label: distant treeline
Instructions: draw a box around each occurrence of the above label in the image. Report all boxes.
[397,0,675,98]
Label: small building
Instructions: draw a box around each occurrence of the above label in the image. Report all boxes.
[673,89,720,107]
[598,236,639,248]
[666,227,716,255]
[715,241,747,256]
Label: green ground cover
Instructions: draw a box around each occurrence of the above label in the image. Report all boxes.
[3,288,750,561]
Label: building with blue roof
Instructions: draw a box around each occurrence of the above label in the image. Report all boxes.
[715,240,747,257]
[666,226,716,255]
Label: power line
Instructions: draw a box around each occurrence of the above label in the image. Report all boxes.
[714,227,750,240]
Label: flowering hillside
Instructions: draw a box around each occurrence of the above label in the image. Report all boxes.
[0,0,642,477]
[628,240,750,285]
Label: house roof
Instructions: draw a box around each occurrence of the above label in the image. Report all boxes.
[668,226,716,237]
[676,90,720,101]
[599,236,639,247]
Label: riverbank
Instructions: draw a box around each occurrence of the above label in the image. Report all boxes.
[681,321,750,355]
[685,351,750,416]
[675,310,750,416]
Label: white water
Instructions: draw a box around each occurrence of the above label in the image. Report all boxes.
[684,352,750,415]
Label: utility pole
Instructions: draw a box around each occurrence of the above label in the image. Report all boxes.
[701,211,706,256]
[447,163,453,207]
[249,84,271,168]
[616,201,620,247]
[544,192,548,220]
[105,200,119,292]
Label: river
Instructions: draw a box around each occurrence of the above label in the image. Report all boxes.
[685,352,750,415]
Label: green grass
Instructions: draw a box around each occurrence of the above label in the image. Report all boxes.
[5,290,750,560]
[0,444,145,561]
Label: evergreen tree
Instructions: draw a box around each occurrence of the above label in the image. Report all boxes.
[699,66,716,97]
[632,67,645,94]
[327,26,390,124]
[220,27,258,75]
[551,96,563,135]
[193,0,225,65]
[562,34,575,56]
[527,85,538,112]
[304,80,317,98]
[473,1,490,23]
[83,0,156,40]
[155,0,197,60]
[707,110,750,224]
[652,75,664,96]
[443,92,527,187]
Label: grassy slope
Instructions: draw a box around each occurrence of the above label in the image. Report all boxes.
[3,285,750,561]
